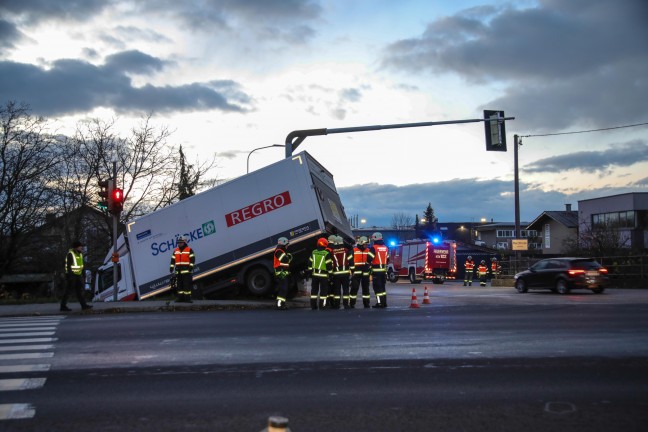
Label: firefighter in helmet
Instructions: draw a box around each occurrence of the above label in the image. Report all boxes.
[170,236,195,302]
[331,235,353,309]
[350,236,371,308]
[326,234,338,308]
[464,255,475,286]
[308,237,333,310]
[274,237,292,310]
[477,260,488,287]
[490,257,500,281]
[368,232,389,308]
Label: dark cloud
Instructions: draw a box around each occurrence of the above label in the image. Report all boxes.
[0,19,24,53]
[0,53,252,116]
[382,0,648,131]
[0,0,113,23]
[339,178,648,227]
[523,139,648,174]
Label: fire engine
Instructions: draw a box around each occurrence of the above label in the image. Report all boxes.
[387,239,457,284]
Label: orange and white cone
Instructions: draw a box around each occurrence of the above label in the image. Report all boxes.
[409,288,420,309]
[423,286,431,304]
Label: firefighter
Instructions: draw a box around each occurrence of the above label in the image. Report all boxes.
[369,232,389,308]
[350,236,371,308]
[477,260,488,287]
[331,235,353,309]
[464,255,475,286]
[170,236,195,302]
[274,237,292,310]
[326,235,338,308]
[491,257,500,281]
[61,240,93,312]
[308,237,332,310]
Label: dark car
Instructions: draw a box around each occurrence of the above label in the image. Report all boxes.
[514,257,609,295]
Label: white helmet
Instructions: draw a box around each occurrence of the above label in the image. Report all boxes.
[358,236,368,245]
[468,256,472,260]
[177,236,187,243]
[371,232,382,241]
[277,237,289,246]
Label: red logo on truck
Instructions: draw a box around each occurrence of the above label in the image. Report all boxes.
[225,191,292,227]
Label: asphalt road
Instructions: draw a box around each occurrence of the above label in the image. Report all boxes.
[1,284,648,431]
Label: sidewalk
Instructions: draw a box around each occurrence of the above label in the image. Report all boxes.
[0,296,311,318]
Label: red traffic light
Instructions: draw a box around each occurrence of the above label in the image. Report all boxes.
[111,188,124,213]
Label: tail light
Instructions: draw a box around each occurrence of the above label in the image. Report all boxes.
[598,268,608,274]
[568,269,585,276]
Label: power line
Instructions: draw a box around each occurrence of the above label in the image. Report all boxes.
[520,121,648,138]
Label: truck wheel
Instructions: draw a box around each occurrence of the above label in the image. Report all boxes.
[408,270,420,284]
[387,269,398,283]
[246,267,273,296]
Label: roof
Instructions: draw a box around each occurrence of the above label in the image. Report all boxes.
[526,211,578,230]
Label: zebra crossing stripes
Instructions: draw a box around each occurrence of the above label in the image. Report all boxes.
[0,315,64,421]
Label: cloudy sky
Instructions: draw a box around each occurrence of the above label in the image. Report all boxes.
[2,0,647,228]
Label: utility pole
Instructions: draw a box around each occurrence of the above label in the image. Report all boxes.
[514,134,521,273]
[112,158,118,302]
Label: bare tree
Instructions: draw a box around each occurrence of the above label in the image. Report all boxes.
[563,221,631,256]
[0,101,61,274]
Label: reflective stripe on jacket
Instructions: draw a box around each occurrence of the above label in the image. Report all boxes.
[309,249,332,278]
[370,244,389,272]
[65,249,84,276]
[170,246,195,274]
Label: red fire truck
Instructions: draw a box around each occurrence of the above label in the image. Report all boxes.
[387,239,457,284]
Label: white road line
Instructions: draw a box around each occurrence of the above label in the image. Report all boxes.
[0,327,57,332]
[0,364,51,373]
[0,337,57,344]
[0,332,55,337]
[0,345,53,352]
[0,352,54,360]
[0,378,47,391]
[0,322,62,327]
[0,317,63,322]
[0,403,36,420]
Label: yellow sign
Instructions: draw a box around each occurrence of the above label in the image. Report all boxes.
[512,239,528,251]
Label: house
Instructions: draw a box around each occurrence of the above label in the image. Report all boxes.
[578,192,648,251]
[474,221,535,250]
[526,204,578,254]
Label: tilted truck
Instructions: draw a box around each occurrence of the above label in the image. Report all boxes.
[93,151,354,301]
[387,239,457,284]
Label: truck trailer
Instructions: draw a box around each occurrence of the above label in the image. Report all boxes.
[93,151,353,301]
[387,239,457,284]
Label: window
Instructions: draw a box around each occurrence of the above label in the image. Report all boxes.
[544,224,551,249]
[592,211,635,229]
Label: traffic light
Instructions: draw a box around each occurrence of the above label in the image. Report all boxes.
[484,110,507,152]
[98,179,113,211]
[110,187,124,214]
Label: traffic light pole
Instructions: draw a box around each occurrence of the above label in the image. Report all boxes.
[284,116,515,157]
[112,160,119,302]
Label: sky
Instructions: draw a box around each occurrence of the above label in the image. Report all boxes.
[1,0,647,228]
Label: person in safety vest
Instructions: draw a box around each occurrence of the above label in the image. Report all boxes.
[61,240,93,312]
[170,236,195,303]
[308,237,332,310]
[273,237,292,310]
[477,260,488,287]
[490,257,500,281]
[464,256,475,286]
[369,232,389,308]
[331,235,353,309]
[350,236,371,308]
[325,235,338,308]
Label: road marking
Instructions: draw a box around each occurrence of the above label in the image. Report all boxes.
[0,404,36,420]
[0,344,54,352]
[0,337,57,344]
[0,332,56,337]
[0,322,61,327]
[0,352,54,360]
[0,378,47,391]
[0,327,58,332]
[0,364,51,373]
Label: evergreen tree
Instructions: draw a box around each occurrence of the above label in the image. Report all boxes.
[178,145,199,200]
[422,203,440,239]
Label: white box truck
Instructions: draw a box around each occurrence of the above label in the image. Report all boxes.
[93,151,354,301]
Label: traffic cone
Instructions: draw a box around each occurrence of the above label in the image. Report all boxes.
[422,286,431,304]
[409,288,420,309]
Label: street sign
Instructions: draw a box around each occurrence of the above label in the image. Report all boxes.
[511,239,528,251]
